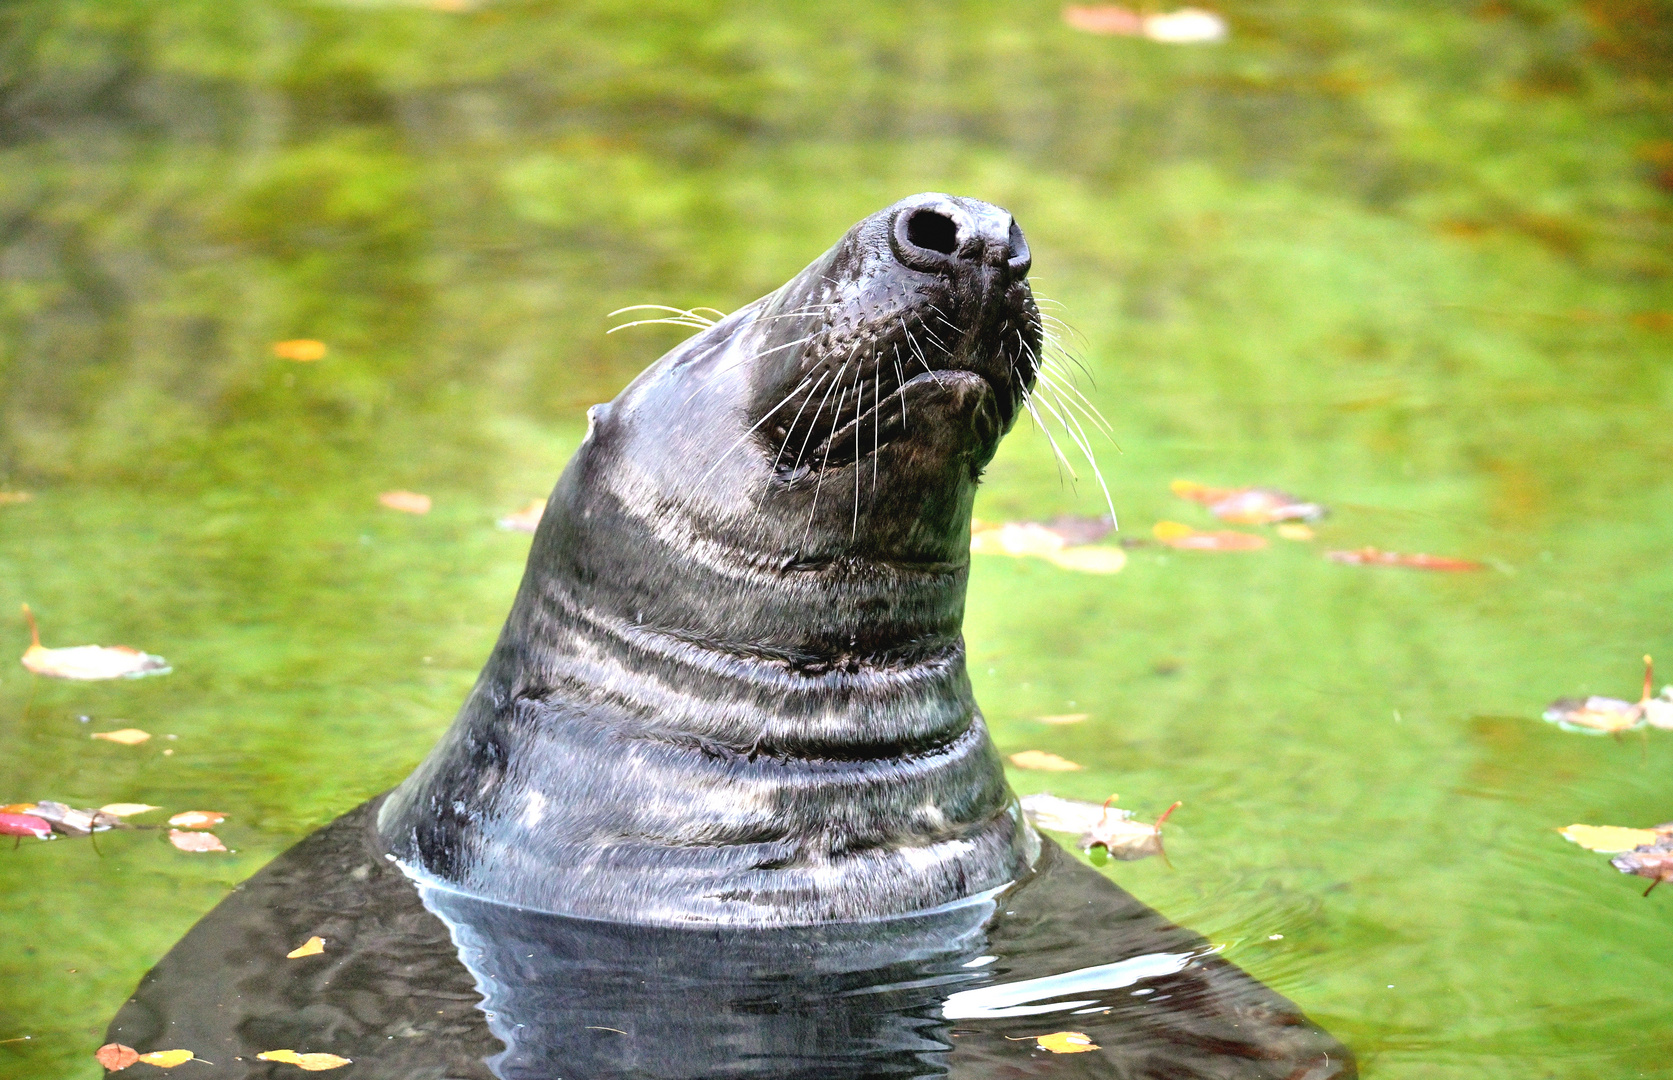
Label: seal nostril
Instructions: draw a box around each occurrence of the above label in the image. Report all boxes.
[1006,220,1031,277]
[905,209,959,256]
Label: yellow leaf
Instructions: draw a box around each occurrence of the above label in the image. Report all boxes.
[1559,824,1661,852]
[1152,520,1196,542]
[1036,1030,1099,1053]
[287,936,326,958]
[0,491,32,505]
[272,339,328,362]
[136,1049,195,1068]
[258,1049,354,1070]
[1008,750,1083,772]
[379,490,431,514]
[1275,523,1315,541]
[1034,713,1089,725]
[91,729,152,746]
[98,803,162,817]
[1044,546,1127,574]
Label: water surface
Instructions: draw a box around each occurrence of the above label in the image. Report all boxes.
[2,2,1671,1077]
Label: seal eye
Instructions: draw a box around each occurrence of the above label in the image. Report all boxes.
[904,209,959,256]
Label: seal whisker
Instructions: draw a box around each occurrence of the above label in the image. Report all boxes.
[789,354,854,475]
[1017,378,1080,483]
[852,358,865,539]
[770,368,832,474]
[802,383,848,548]
[1030,381,1117,522]
[692,371,823,488]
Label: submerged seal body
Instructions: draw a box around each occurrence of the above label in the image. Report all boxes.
[377,193,1043,925]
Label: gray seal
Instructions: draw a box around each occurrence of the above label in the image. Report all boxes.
[377,193,1046,926]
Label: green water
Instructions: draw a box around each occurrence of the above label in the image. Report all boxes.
[2,1,1671,1076]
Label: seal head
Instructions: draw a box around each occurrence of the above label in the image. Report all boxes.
[378,194,1045,925]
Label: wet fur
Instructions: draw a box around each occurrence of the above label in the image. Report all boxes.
[378,195,1044,925]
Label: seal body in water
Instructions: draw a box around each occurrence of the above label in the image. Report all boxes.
[377,193,1045,925]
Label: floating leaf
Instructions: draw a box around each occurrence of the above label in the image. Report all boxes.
[30,801,110,836]
[1062,5,1143,35]
[1035,1031,1100,1053]
[1141,8,1228,42]
[168,811,226,829]
[0,803,37,814]
[287,936,326,959]
[1153,521,1268,551]
[91,729,151,746]
[1044,546,1128,574]
[1611,840,1673,896]
[0,491,32,506]
[1275,523,1314,541]
[1034,713,1088,725]
[19,605,170,680]
[378,490,431,515]
[272,339,328,362]
[137,1050,196,1068]
[1008,751,1083,772]
[257,1049,353,1070]
[98,803,162,818]
[1324,547,1482,572]
[1559,824,1672,852]
[1171,480,1321,523]
[0,813,54,840]
[169,829,227,853]
[496,499,545,533]
[95,1044,140,1071]
[972,521,1065,558]
[972,519,1126,573]
[1544,656,1657,735]
[1020,793,1178,860]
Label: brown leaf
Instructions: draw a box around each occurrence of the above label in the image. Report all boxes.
[168,810,226,829]
[1062,6,1144,35]
[91,729,151,746]
[29,801,103,836]
[272,339,328,362]
[1153,521,1268,550]
[496,499,546,533]
[287,936,326,959]
[168,829,228,853]
[1171,480,1321,523]
[95,1043,140,1071]
[1007,750,1084,772]
[257,1049,353,1070]
[378,490,431,515]
[1545,656,1660,735]
[0,491,32,506]
[1324,547,1482,571]
[1612,840,1673,895]
[19,605,170,680]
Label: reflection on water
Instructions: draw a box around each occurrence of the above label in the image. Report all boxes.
[108,801,1349,1079]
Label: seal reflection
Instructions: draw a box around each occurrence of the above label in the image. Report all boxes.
[107,802,1350,1079]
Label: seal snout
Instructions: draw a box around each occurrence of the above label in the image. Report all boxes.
[889,196,1032,282]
